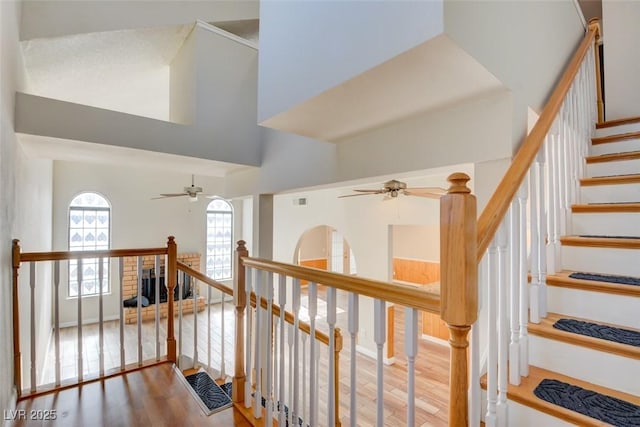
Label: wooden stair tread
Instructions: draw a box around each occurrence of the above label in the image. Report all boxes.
[596,116,640,129]
[560,235,640,249]
[586,150,640,163]
[547,270,640,297]
[591,131,640,145]
[572,203,640,213]
[580,173,640,186]
[528,312,640,360]
[480,366,640,426]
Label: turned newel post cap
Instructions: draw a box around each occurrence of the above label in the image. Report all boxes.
[167,236,176,244]
[236,240,247,251]
[446,173,471,194]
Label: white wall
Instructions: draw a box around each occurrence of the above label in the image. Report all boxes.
[52,161,225,324]
[444,0,584,148]
[170,27,196,124]
[258,0,444,122]
[337,90,512,182]
[391,225,439,261]
[602,1,640,119]
[20,1,259,41]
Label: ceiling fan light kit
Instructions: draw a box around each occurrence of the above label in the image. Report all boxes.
[339,179,446,200]
[152,175,215,201]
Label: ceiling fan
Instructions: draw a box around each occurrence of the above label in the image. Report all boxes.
[339,179,446,200]
[152,175,212,202]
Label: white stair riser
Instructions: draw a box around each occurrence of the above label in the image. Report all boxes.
[594,122,640,137]
[571,212,640,235]
[480,391,574,427]
[586,157,640,177]
[580,183,640,203]
[546,285,640,329]
[529,335,640,395]
[561,245,640,277]
[590,138,640,156]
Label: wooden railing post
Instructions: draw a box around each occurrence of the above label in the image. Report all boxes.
[12,239,22,398]
[440,173,478,427]
[589,17,604,123]
[166,236,177,363]
[233,240,248,404]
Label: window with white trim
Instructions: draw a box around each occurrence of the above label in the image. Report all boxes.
[68,192,110,297]
[206,199,233,280]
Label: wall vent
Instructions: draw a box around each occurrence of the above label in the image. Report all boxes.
[293,197,307,206]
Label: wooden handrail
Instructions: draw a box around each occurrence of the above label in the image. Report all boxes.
[477,20,600,260]
[176,261,233,296]
[241,257,441,314]
[19,247,168,262]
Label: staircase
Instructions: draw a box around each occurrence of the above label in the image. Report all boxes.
[499,118,640,426]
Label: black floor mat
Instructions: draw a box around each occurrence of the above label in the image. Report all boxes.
[569,272,640,286]
[184,371,232,414]
[553,318,640,347]
[534,379,640,426]
[578,235,640,239]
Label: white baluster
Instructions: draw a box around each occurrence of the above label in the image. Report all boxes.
[245,268,253,408]
[193,277,199,368]
[155,256,161,361]
[469,320,481,427]
[546,130,559,275]
[287,322,294,426]
[292,279,301,422]
[99,257,105,376]
[178,271,184,368]
[265,272,274,426]
[137,257,143,366]
[77,258,83,381]
[220,288,226,378]
[302,332,308,424]
[497,220,509,426]
[119,258,125,370]
[278,275,287,426]
[253,270,263,419]
[54,261,61,387]
[518,179,530,376]
[508,201,521,386]
[537,148,548,318]
[374,298,386,427]
[327,286,337,427]
[405,307,418,426]
[30,262,36,392]
[207,286,211,374]
[348,292,359,427]
[308,282,318,427]
[485,239,498,427]
[529,160,541,324]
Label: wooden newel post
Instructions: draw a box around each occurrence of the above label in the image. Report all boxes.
[440,173,478,427]
[233,240,248,404]
[12,239,22,398]
[166,236,177,363]
[589,17,604,124]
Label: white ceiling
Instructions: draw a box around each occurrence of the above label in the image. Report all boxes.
[260,34,505,142]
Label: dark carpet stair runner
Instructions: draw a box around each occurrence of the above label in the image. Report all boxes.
[184,371,232,415]
[569,272,640,286]
[553,318,640,347]
[534,379,640,426]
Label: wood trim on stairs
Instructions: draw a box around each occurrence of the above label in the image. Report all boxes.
[596,116,640,129]
[586,151,640,164]
[591,131,640,145]
[546,270,640,297]
[580,174,640,186]
[480,365,640,427]
[560,235,640,249]
[572,203,640,213]
[528,312,640,360]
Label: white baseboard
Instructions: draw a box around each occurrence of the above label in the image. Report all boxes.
[421,333,449,346]
[59,314,120,329]
[356,344,395,365]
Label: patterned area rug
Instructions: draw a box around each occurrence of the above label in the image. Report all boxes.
[534,379,640,426]
[184,371,232,415]
[553,318,640,347]
[569,272,640,286]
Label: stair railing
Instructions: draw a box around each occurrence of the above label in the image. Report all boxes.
[11,236,178,399]
[440,19,602,426]
[234,240,442,427]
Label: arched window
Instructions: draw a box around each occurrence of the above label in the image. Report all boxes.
[68,192,110,297]
[206,199,233,280]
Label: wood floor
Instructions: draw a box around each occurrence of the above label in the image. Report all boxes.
[34,290,451,426]
[10,362,251,427]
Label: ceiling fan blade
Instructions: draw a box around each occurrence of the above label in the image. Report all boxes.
[403,190,442,199]
[406,186,447,194]
[151,193,188,200]
[353,189,386,193]
[338,193,380,198]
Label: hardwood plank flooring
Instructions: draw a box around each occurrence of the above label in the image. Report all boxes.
[39,289,451,426]
[10,362,251,427]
